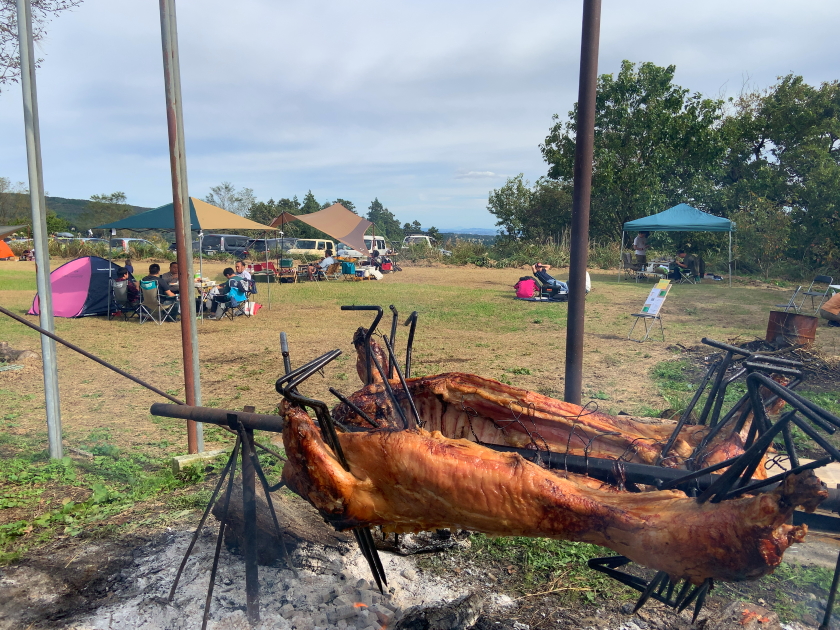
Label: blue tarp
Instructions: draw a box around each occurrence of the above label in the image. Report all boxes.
[623,204,734,233]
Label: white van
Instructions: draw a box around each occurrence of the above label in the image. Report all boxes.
[337,235,389,258]
[287,238,336,258]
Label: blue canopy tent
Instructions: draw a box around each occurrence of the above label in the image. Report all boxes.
[622,204,735,286]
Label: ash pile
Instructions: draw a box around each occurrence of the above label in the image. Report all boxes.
[67,526,495,630]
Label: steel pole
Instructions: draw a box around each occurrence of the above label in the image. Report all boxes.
[160,0,202,452]
[17,0,62,458]
[563,0,601,405]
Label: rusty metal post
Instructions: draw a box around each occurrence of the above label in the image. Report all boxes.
[238,422,260,624]
[563,0,601,405]
[16,0,62,458]
[159,0,203,452]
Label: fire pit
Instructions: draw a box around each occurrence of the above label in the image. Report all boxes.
[148,305,840,630]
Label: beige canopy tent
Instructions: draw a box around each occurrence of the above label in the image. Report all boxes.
[270,203,373,257]
[0,225,28,239]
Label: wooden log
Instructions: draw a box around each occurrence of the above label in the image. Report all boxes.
[212,476,352,565]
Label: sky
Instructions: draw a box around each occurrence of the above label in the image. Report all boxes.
[1,0,839,230]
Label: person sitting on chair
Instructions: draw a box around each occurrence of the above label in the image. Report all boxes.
[210,267,247,319]
[368,250,382,271]
[818,292,840,328]
[672,250,703,280]
[143,262,178,313]
[115,267,139,305]
[160,261,181,294]
[515,276,538,298]
[234,260,252,281]
[319,249,335,271]
[532,263,569,293]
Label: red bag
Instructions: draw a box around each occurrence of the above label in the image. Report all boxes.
[381,263,393,271]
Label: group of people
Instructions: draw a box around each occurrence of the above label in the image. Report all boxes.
[633,231,704,281]
[113,259,252,320]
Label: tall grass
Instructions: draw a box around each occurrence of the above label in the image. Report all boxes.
[401,233,621,270]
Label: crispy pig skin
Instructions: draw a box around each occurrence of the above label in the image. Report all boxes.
[333,372,746,470]
[282,405,824,583]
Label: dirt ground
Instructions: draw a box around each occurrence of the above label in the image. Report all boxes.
[1,260,839,629]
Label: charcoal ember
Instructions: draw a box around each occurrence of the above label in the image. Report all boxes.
[395,592,483,630]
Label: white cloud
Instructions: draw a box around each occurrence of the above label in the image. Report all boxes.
[0,0,838,228]
[454,171,502,180]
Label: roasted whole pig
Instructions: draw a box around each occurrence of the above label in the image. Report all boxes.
[282,403,825,583]
[333,371,748,470]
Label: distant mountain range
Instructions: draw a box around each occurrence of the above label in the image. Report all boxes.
[437,227,497,235]
[44,196,151,221]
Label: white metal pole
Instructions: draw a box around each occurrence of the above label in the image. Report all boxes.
[729,230,732,288]
[17,0,62,458]
[618,230,624,282]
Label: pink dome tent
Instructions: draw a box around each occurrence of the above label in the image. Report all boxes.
[29,256,124,318]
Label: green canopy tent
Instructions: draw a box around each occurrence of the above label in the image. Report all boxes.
[622,204,735,286]
[96,197,276,313]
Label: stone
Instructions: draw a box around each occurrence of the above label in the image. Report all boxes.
[400,568,417,581]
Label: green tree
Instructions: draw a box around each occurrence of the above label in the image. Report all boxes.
[486,174,532,239]
[204,182,255,216]
[333,198,356,213]
[720,76,840,268]
[45,210,69,234]
[731,195,791,279]
[78,192,130,230]
[366,198,404,242]
[299,190,322,215]
[427,226,441,241]
[0,177,28,223]
[541,60,726,239]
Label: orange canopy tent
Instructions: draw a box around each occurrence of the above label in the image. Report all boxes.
[270,204,373,257]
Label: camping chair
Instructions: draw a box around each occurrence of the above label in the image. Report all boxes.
[801,275,834,314]
[324,262,342,281]
[243,279,258,317]
[675,264,695,284]
[109,280,139,321]
[138,280,178,324]
[222,278,250,320]
[621,252,646,282]
[774,286,804,313]
[279,259,296,283]
[297,264,315,282]
[534,275,568,301]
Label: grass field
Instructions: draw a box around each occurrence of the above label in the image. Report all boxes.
[1,259,839,622]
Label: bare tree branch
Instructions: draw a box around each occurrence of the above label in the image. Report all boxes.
[0,0,83,93]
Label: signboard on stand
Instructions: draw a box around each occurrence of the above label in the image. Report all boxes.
[629,280,671,342]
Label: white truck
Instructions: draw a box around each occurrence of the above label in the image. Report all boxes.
[336,235,390,258]
[402,234,451,256]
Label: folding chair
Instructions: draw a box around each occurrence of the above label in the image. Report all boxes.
[801,275,834,314]
[279,259,296,283]
[243,279,258,317]
[676,266,695,284]
[297,264,315,282]
[774,286,803,313]
[621,253,646,282]
[222,278,249,320]
[109,280,139,321]
[138,280,178,324]
[535,276,568,301]
[324,263,343,280]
